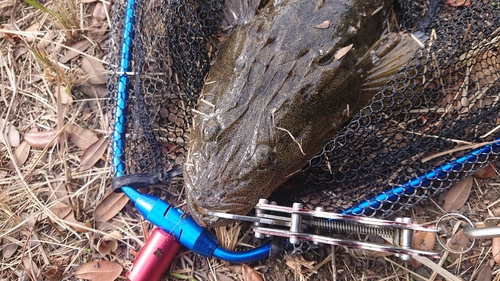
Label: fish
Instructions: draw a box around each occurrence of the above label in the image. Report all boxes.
[184,0,420,226]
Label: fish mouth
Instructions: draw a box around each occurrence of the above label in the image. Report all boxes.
[187,195,252,227]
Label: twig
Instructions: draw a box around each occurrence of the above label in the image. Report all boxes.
[271,108,306,155]
[421,140,499,163]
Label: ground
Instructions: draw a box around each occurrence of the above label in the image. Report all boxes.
[0,0,500,280]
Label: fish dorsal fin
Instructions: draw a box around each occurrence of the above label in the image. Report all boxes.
[357,32,423,105]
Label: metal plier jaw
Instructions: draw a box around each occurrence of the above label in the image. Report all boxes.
[209,198,441,259]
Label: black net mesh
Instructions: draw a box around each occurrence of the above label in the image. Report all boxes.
[282,0,500,216]
[107,0,224,189]
[107,0,500,218]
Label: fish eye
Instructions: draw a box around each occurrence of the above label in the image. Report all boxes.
[253,144,275,169]
[202,120,221,142]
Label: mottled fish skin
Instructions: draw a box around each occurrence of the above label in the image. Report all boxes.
[185,0,392,226]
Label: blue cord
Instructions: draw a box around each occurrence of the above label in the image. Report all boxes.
[112,0,135,178]
[343,138,500,215]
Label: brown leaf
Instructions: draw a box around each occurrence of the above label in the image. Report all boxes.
[476,261,492,281]
[58,85,73,105]
[2,25,20,43]
[76,82,107,98]
[24,22,40,43]
[215,272,235,281]
[80,138,108,171]
[42,266,62,281]
[242,265,263,281]
[9,141,30,169]
[23,257,40,279]
[493,225,500,264]
[284,255,315,278]
[24,129,60,149]
[74,260,123,281]
[89,21,109,40]
[59,40,92,63]
[314,20,331,29]
[50,202,91,232]
[2,238,18,258]
[63,213,92,232]
[93,2,111,22]
[473,163,497,179]
[445,0,471,7]
[96,236,119,256]
[411,231,436,268]
[50,202,73,219]
[68,125,99,150]
[448,229,470,261]
[96,230,122,255]
[334,44,353,60]
[94,192,129,222]
[6,123,20,147]
[81,57,107,84]
[14,47,28,60]
[0,119,19,147]
[442,177,473,212]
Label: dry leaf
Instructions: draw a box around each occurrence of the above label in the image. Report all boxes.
[445,0,471,7]
[242,264,263,281]
[96,231,122,256]
[14,47,28,60]
[89,21,109,40]
[334,44,353,60]
[215,272,235,281]
[93,2,111,22]
[24,129,60,149]
[473,163,497,179]
[284,255,315,279]
[96,235,119,256]
[10,141,30,169]
[94,192,129,222]
[74,260,123,281]
[37,30,54,49]
[68,125,99,150]
[42,266,62,281]
[448,229,470,261]
[76,82,108,98]
[81,57,107,84]
[24,22,40,43]
[0,119,19,147]
[476,261,492,281]
[6,123,20,147]
[23,257,41,279]
[2,238,18,258]
[96,239,118,256]
[442,177,473,212]
[109,230,123,239]
[63,213,92,232]
[80,138,108,171]
[50,202,91,232]
[58,85,73,104]
[410,231,436,268]
[493,224,500,264]
[50,202,73,219]
[2,25,20,43]
[314,20,331,29]
[59,40,92,63]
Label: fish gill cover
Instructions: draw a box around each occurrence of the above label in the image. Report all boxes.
[107,0,500,218]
